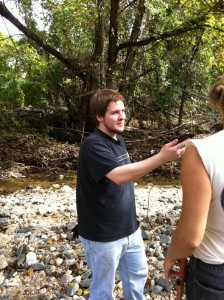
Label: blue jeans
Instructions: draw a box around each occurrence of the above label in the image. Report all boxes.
[79,228,148,300]
[186,256,224,300]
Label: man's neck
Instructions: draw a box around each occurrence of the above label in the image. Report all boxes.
[98,127,117,140]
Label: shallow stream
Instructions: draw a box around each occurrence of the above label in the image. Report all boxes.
[0,171,181,195]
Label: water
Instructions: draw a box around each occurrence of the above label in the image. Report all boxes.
[0,171,181,194]
[0,171,76,194]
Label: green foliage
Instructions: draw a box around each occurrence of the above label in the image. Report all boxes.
[0,108,21,130]
[118,0,224,127]
[41,0,98,61]
[1,0,224,130]
[0,32,68,109]
[0,78,25,108]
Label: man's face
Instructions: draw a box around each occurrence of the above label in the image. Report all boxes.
[97,100,126,137]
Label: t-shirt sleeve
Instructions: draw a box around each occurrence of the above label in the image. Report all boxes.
[84,140,120,183]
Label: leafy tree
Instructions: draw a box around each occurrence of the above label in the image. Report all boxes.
[0,0,224,135]
[0,33,24,107]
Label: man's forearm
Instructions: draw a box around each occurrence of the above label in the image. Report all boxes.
[107,138,186,184]
[106,153,166,185]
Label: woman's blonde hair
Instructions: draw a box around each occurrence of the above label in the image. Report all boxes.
[208,76,224,122]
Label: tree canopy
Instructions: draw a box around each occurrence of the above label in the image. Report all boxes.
[0,0,224,136]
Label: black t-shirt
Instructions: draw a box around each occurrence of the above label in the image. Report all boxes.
[76,129,138,242]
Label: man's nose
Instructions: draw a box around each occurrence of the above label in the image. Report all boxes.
[119,112,126,119]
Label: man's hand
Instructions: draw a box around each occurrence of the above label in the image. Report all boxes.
[159,139,189,164]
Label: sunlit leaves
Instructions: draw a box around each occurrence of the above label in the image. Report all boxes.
[0,32,58,108]
[1,0,224,127]
[39,0,98,58]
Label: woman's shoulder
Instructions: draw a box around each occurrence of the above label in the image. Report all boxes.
[192,130,224,144]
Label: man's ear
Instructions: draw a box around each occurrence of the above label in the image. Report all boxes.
[96,115,103,123]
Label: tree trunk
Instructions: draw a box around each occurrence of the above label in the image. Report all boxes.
[119,0,145,97]
[77,0,105,136]
[106,0,120,88]
[177,31,204,126]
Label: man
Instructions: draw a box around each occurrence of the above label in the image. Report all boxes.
[76,89,187,300]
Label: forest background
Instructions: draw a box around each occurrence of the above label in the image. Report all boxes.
[0,0,224,180]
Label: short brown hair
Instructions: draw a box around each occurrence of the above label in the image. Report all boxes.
[90,89,125,124]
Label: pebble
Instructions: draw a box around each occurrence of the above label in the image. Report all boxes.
[0,183,186,299]
[0,255,8,270]
[26,252,37,265]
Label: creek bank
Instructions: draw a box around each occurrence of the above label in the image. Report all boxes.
[0,183,186,299]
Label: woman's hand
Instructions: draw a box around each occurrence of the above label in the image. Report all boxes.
[163,257,176,284]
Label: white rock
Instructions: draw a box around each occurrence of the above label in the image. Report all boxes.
[0,255,8,269]
[56,257,63,266]
[61,185,72,192]
[0,273,5,284]
[26,252,37,265]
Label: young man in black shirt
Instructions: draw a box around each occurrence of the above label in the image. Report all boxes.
[76,89,187,300]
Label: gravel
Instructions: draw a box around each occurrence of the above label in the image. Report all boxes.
[0,182,186,299]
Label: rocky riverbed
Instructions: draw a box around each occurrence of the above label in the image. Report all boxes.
[0,182,186,300]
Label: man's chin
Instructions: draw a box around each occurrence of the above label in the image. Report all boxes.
[115,127,125,134]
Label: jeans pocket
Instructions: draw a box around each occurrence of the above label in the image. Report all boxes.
[194,279,224,300]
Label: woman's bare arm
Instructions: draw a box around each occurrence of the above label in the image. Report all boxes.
[163,144,212,282]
